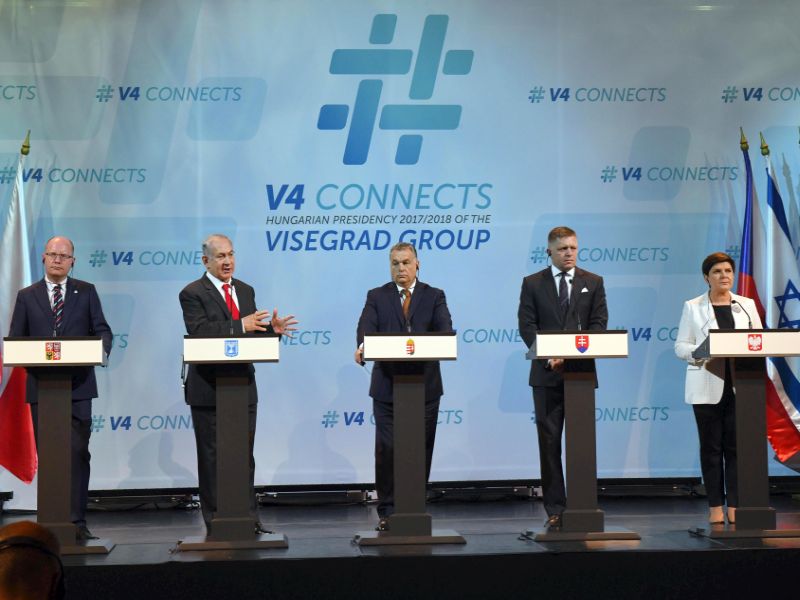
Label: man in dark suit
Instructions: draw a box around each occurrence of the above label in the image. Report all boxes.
[9,236,112,541]
[354,242,452,530]
[517,226,608,530]
[179,234,296,535]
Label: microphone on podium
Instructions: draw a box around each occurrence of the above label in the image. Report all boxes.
[731,299,753,329]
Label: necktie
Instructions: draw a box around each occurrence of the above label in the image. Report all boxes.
[401,288,412,318]
[558,272,569,314]
[222,283,240,319]
[53,284,64,329]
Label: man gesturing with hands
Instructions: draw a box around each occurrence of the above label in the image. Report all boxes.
[179,234,297,535]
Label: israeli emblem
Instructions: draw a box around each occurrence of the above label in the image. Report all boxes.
[45,341,61,361]
[747,334,763,352]
[575,335,589,354]
[224,339,239,357]
[406,338,415,355]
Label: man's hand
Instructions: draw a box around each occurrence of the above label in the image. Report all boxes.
[242,310,271,333]
[270,309,298,337]
[354,347,364,365]
[547,358,565,373]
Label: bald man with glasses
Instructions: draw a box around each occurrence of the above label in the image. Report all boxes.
[8,236,112,541]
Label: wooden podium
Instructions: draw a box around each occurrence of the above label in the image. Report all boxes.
[689,329,800,539]
[177,334,288,551]
[354,332,465,546]
[526,330,640,541]
[3,336,114,555]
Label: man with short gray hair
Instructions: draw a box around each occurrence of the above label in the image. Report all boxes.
[179,234,297,535]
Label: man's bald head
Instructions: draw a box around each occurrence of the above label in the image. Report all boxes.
[0,521,62,600]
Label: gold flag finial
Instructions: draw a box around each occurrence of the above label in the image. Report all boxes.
[759,132,769,156]
[20,130,30,156]
[739,127,748,151]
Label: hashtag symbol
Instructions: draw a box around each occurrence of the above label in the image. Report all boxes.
[0,166,15,184]
[600,166,618,183]
[529,246,548,264]
[91,415,105,433]
[95,85,114,102]
[89,250,108,267]
[321,410,339,429]
[721,86,738,103]
[725,245,741,261]
[528,86,545,103]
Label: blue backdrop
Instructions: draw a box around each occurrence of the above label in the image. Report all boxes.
[2,0,799,507]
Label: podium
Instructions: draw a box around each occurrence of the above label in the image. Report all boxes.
[177,334,288,551]
[3,336,114,555]
[689,329,800,539]
[354,332,465,546]
[525,330,640,541]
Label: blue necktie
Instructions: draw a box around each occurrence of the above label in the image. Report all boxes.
[558,272,569,314]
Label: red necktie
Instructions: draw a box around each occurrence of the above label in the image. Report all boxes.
[222,283,240,319]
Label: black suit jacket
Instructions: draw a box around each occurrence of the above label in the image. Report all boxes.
[517,267,608,387]
[179,274,273,407]
[356,281,452,400]
[8,278,112,402]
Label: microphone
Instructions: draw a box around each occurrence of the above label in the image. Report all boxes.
[701,292,715,334]
[566,278,581,331]
[180,356,187,389]
[571,279,583,330]
[731,299,753,329]
[227,282,235,335]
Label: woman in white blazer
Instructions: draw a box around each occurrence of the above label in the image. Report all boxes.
[674,252,762,525]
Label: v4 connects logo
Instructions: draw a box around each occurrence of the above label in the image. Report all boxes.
[318,14,473,166]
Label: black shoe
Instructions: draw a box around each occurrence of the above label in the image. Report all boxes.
[76,525,99,541]
[375,518,390,532]
[544,515,562,531]
[254,523,273,535]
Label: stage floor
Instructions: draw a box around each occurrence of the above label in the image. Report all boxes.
[3,494,800,598]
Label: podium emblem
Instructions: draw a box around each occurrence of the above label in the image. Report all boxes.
[406,338,415,355]
[45,341,61,361]
[575,335,589,354]
[224,339,239,357]
[748,334,763,352]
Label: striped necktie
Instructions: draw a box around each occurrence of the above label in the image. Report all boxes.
[53,284,64,329]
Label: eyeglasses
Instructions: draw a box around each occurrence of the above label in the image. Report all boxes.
[44,252,73,261]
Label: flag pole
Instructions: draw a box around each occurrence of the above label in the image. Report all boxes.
[0,131,38,486]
